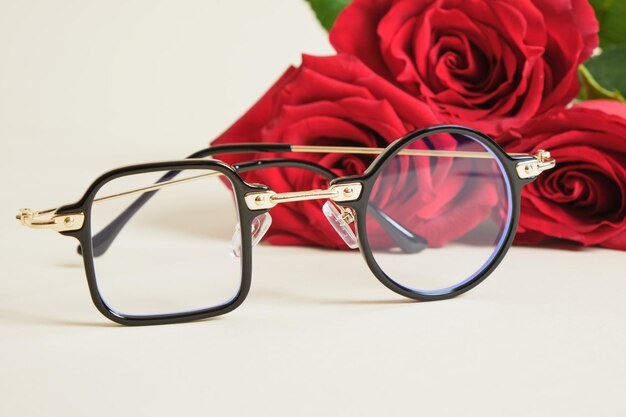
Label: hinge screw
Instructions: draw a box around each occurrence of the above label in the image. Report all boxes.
[64,217,75,227]
[254,195,265,206]
[343,187,353,198]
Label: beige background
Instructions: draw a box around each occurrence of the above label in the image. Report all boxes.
[1,1,625,416]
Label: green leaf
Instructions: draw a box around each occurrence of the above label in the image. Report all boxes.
[579,65,625,102]
[582,44,626,102]
[589,0,626,47]
[305,0,352,32]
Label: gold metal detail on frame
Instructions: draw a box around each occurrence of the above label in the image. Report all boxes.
[292,145,528,159]
[16,208,85,232]
[16,145,557,231]
[244,183,363,211]
[93,171,220,204]
[515,150,556,179]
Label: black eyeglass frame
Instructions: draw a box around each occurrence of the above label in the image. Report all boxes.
[23,125,551,326]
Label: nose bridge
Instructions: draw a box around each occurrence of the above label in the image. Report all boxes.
[243,182,363,211]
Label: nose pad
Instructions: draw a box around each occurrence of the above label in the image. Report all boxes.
[231,213,272,258]
[322,201,359,249]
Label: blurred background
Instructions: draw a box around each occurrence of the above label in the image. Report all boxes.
[1,1,332,170]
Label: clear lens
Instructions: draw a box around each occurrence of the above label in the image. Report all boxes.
[90,168,242,316]
[365,132,511,294]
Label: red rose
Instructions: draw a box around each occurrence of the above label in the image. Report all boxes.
[212,54,440,248]
[330,0,599,136]
[500,100,626,250]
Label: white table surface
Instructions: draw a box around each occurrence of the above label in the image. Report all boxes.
[1,1,625,416]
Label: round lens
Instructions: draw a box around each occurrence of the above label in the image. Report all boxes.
[90,168,242,316]
[365,131,512,295]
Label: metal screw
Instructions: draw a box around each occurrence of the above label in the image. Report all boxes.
[254,195,265,206]
[343,187,353,198]
[525,165,533,174]
[341,208,355,224]
[64,216,75,227]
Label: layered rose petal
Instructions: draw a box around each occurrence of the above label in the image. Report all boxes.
[331,0,599,136]
[501,102,626,250]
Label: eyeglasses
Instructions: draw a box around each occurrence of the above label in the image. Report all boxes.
[16,125,555,326]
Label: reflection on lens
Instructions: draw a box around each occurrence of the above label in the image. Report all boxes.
[90,169,241,316]
[365,132,511,294]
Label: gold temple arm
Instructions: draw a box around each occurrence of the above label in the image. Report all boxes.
[292,146,555,179]
[15,171,220,232]
[292,145,524,158]
[93,171,220,204]
[66,148,555,205]
[16,147,555,232]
